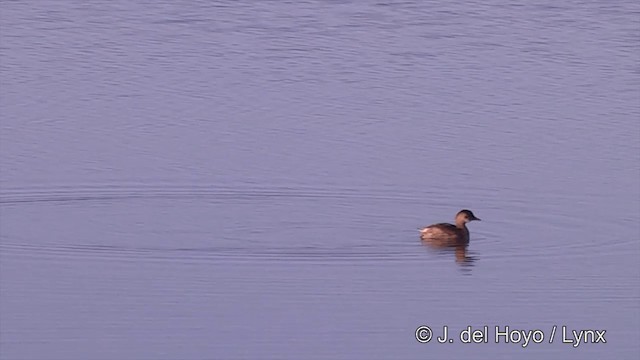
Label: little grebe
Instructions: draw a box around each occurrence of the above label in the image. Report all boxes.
[419,209,481,246]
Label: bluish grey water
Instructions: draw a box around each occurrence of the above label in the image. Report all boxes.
[1,1,639,359]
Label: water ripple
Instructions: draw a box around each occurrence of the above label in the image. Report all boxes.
[0,183,441,205]
[0,238,425,264]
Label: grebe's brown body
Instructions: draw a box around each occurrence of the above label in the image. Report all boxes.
[419,210,481,246]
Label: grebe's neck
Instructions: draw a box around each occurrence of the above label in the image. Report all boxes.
[455,221,470,243]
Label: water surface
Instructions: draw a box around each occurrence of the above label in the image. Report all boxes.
[1,1,639,359]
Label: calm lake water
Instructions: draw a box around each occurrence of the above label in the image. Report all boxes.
[1,1,639,359]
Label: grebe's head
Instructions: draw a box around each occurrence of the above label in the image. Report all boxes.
[456,209,481,223]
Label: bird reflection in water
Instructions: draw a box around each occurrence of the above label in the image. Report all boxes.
[454,245,477,267]
[421,241,478,269]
